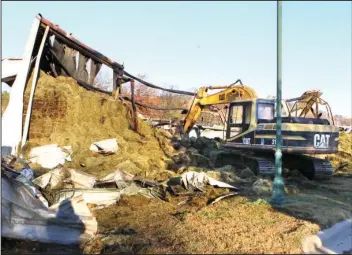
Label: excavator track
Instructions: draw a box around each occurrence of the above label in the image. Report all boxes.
[311,158,334,179]
[254,156,333,179]
[214,148,333,180]
[256,158,276,176]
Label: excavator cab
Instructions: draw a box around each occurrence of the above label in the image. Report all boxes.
[225,96,338,153]
[226,99,284,141]
[227,100,254,138]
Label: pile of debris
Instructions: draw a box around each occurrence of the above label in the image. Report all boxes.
[2,155,97,245]
[1,152,239,246]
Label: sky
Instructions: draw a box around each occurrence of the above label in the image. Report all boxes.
[2,1,351,117]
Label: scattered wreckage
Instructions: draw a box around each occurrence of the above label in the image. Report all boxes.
[1,140,240,245]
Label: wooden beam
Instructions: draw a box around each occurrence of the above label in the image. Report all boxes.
[130,79,139,132]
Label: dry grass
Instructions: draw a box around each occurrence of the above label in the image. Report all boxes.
[339,132,352,155]
[1,92,10,114]
[328,132,352,175]
[85,194,319,254]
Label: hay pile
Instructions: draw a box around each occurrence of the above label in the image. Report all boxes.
[1,92,10,114]
[21,71,175,179]
[338,132,352,155]
[329,132,352,175]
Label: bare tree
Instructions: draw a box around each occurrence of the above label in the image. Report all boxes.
[92,71,195,122]
[93,68,113,92]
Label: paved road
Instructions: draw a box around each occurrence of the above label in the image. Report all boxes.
[302,219,352,254]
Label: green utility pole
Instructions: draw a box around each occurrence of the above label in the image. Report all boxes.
[271,0,286,205]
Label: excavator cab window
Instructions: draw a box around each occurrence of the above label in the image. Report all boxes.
[256,100,276,124]
[227,102,252,138]
[258,103,275,120]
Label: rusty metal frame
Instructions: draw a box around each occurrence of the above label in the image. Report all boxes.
[37,14,124,75]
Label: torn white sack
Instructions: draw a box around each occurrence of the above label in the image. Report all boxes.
[181,171,238,192]
[28,144,71,169]
[182,171,208,192]
[98,169,135,189]
[89,138,118,154]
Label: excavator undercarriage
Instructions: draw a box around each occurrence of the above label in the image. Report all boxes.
[211,148,333,180]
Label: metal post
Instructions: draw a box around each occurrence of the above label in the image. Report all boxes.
[271,0,286,205]
[130,79,139,132]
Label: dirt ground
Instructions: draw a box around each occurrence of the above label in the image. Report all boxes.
[3,173,351,254]
[82,175,352,254]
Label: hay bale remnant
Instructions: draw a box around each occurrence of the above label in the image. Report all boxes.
[21,71,171,179]
[252,178,273,196]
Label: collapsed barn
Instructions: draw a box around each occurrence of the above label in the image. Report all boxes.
[1,13,243,248]
[2,14,201,155]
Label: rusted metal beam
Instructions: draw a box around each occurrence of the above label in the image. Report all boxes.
[119,95,188,111]
[38,14,124,73]
[37,14,196,97]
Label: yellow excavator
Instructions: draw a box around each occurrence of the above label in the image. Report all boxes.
[182,80,339,179]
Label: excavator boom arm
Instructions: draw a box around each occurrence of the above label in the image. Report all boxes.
[183,85,258,133]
